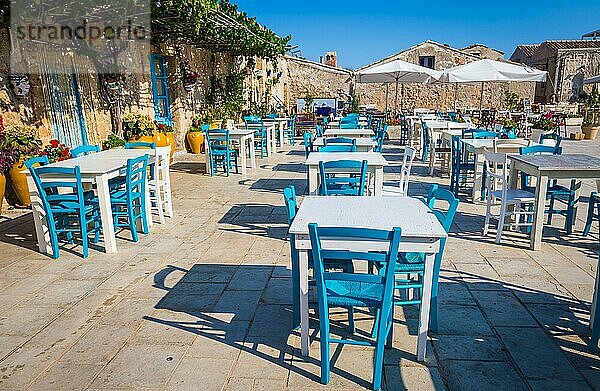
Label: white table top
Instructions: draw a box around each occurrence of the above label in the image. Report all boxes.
[509,154,600,172]
[305,152,388,166]
[313,137,377,147]
[37,149,152,175]
[425,121,471,130]
[228,129,255,136]
[461,138,533,151]
[289,196,447,239]
[324,129,374,136]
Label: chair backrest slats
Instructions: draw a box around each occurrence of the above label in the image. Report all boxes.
[72,145,100,157]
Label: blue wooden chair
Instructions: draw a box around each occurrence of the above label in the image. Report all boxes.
[450,135,476,197]
[206,130,238,177]
[24,156,50,170]
[319,143,356,153]
[373,127,386,153]
[244,118,268,158]
[591,263,600,351]
[284,115,296,145]
[28,165,101,258]
[373,184,459,336]
[125,142,156,149]
[339,121,358,129]
[283,186,354,330]
[472,130,499,139]
[319,159,368,196]
[323,137,354,145]
[308,223,402,390]
[72,145,100,157]
[265,113,277,119]
[303,132,314,157]
[110,155,150,242]
[539,132,563,148]
[583,192,599,236]
[519,145,579,234]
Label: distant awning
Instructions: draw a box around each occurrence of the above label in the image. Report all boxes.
[439,59,547,83]
[584,74,600,84]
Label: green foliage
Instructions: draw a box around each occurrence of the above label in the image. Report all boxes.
[122,113,157,139]
[152,0,290,60]
[303,94,314,115]
[41,140,72,163]
[497,117,518,130]
[504,91,520,112]
[3,126,42,159]
[189,115,208,131]
[102,134,126,149]
[206,71,245,120]
[581,87,600,127]
[350,95,360,114]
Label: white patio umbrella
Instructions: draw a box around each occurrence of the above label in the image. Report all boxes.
[439,59,547,111]
[584,74,600,84]
[356,59,442,114]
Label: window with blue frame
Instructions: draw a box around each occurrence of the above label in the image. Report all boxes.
[150,54,172,126]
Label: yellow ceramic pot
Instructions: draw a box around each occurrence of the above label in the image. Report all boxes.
[164,132,175,161]
[128,134,155,145]
[152,131,169,147]
[186,131,204,154]
[0,172,5,214]
[8,159,31,206]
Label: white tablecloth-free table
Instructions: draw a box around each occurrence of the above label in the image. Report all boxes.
[25,148,156,255]
[328,121,369,129]
[238,122,278,157]
[305,152,389,196]
[313,137,377,152]
[205,129,256,176]
[323,128,374,138]
[263,118,291,146]
[462,138,534,203]
[425,121,471,174]
[288,196,447,361]
[507,154,600,250]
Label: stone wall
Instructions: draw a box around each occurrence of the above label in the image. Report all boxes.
[555,50,600,103]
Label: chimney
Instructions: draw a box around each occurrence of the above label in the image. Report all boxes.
[325,51,337,67]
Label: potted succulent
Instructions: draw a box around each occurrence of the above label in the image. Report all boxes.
[4,125,42,206]
[581,89,599,140]
[122,113,156,142]
[187,116,206,154]
[156,122,175,161]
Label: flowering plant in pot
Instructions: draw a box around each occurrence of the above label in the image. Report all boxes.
[180,62,201,91]
[3,125,41,206]
[532,113,563,132]
[156,122,175,160]
[41,139,72,163]
[187,115,207,154]
[122,113,156,141]
[0,121,19,213]
[102,134,126,150]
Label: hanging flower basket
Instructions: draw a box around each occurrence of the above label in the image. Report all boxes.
[184,83,195,92]
[106,82,120,91]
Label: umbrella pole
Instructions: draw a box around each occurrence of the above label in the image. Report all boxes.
[453,84,457,111]
[385,83,389,119]
[479,81,484,112]
[394,80,399,116]
[401,84,405,114]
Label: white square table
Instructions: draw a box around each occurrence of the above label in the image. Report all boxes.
[328,121,369,129]
[205,129,256,176]
[288,196,447,361]
[263,117,290,145]
[238,122,278,157]
[25,149,154,255]
[507,154,600,250]
[461,138,535,203]
[323,128,374,138]
[305,152,389,196]
[313,137,377,152]
[425,121,471,174]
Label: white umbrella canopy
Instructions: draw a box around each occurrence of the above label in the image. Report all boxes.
[584,74,600,84]
[356,59,442,83]
[440,59,547,83]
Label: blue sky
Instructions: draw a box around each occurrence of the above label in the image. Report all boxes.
[235,0,600,69]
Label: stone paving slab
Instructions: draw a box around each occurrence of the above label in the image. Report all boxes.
[0,138,598,390]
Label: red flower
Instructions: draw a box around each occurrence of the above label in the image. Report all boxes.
[61,149,69,157]
[50,139,59,148]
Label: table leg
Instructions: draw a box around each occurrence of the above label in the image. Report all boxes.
[271,126,278,154]
[299,248,310,356]
[249,135,256,169]
[472,153,485,203]
[279,123,285,146]
[239,136,248,175]
[144,175,152,230]
[266,128,273,157]
[308,166,318,195]
[374,166,384,196]
[530,174,548,251]
[417,252,435,362]
[96,174,117,253]
[27,174,50,255]
[429,141,435,176]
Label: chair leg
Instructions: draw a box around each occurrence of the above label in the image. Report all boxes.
[129,207,139,243]
[372,308,388,391]
[154,186,165,224]
[495,200,507,244]
[548,196,555,224]
[319,308,331,385]
[583,196,597,236]
[80,213,89,258]
[291,247,300,330]
[483,195,492,236]
[348,307,355,333]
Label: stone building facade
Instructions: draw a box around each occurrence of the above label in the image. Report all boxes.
[284,41,536,113]
[510,40,600,103]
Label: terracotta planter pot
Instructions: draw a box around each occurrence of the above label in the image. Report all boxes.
[186,131,205,154]
[0,172,5,214]
[164,132,175,161]
[152,132,169,147]
[8,159,31,206]
[582,126,599,140]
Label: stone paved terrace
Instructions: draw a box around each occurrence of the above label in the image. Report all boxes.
[0,137,599,390]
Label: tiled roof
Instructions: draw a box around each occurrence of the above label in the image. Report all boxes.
[516,44,540,57]
[542,40,600,50]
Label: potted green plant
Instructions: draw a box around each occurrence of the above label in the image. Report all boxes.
[157,122,175,160]
[187,115,206,154]
[531,114,562,141]
[504,91,520,112]
[41,139,72,163]
[581,89,599,140]
[4,125,41,206]
[102,134,126,150]
[122,113,156,142]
